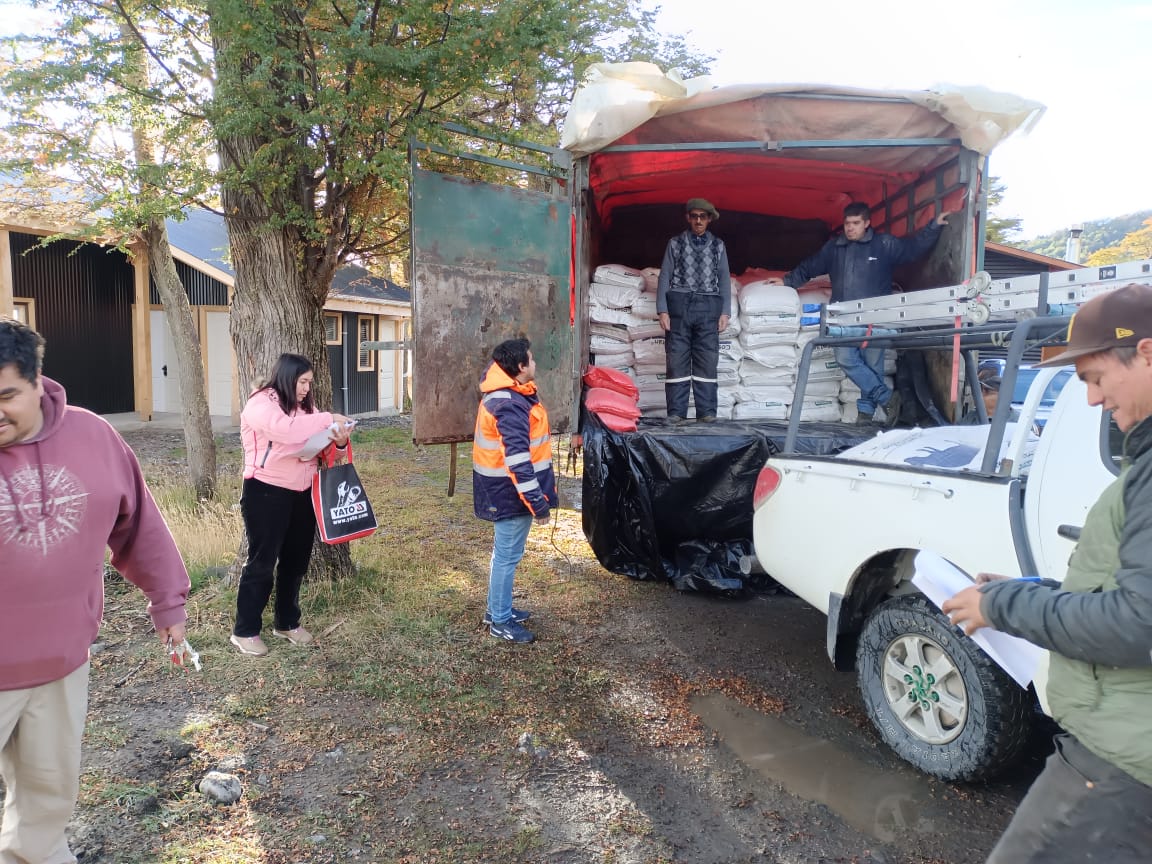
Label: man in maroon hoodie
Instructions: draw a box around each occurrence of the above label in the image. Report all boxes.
[0,319,190,863]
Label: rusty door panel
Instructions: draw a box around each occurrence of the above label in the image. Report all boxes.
[411,168,572,444]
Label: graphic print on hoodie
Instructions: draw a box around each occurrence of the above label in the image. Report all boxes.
[0,377,189,692]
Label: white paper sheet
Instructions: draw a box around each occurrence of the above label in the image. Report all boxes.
[912,550,1044,688]
[295,420,356,461]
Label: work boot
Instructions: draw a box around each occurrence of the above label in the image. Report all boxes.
[855,411,874,426]
[884,391,903,427]
[696,415,717,423]
[665,415,687,426]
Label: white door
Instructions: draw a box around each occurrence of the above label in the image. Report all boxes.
[204,312,233,417]
[1023,376,1117,582]
[378,319,397,413]
[149,310,181,414]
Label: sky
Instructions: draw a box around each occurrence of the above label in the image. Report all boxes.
[1,0,1148,241]
[645,0,1152,239]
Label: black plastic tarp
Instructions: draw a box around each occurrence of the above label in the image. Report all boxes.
[581,413,868,592]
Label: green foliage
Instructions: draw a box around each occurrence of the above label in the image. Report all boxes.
[2,0,709,269]
[1085,217,1152,265]
[984,176,1023,244]
[207,0,712,265]
[1019,210,1152,260]
[0,1,217,243]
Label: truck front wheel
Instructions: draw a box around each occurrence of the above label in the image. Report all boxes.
[856,594,1032,782]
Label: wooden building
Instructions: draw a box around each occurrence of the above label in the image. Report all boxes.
[0,207,410,420]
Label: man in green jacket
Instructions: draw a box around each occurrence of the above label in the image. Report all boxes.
[943,282,1152,863]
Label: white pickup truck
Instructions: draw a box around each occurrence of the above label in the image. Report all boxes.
[751,352,1123,781]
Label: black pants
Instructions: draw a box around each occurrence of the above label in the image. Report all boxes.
[664,291,722,418]
[234,477,317,637]
[987,733,1152,863]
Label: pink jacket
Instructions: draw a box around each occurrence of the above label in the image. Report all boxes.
[0,378,190,691]
[241,389,336,491]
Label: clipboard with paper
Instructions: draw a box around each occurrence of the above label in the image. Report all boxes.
[911,550,1044,687]
[295,420,356,461]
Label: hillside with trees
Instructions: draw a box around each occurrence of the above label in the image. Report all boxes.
[1017,210,1152,260]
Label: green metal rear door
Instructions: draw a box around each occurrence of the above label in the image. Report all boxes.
[410,161,573,444]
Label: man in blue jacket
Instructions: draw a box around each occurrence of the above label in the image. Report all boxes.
[773,202,952,423]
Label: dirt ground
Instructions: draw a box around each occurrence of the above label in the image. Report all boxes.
[48,419,1044,864]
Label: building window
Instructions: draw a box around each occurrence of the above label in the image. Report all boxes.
[12,298,35,328]
[357,316,376,371]
[324,312,342,345]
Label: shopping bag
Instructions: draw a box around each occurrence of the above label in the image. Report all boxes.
[311,444,378,544]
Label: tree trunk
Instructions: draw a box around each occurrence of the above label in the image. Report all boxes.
[118,19,217,499]
[142,221,218,500]
[219,137,355,581]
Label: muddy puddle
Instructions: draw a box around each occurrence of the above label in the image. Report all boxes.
[693,692,943,843]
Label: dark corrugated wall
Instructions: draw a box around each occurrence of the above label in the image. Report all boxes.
[326,340,346,414]
[324,312,378,415]
[10,232,135,414]
[983,249,1059,281]
[149,260,229,306]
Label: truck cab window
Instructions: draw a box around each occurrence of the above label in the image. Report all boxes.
[1101,412,1124,475]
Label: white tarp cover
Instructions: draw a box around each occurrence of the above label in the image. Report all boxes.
[560,64,1045,228]
[561,62,1045,158]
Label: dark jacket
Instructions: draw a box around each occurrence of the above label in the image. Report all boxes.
[471,362,558,523]
[784,223,943,303]
[981,414,1152,784]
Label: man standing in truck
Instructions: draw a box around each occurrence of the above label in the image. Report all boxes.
[656,198,732,424]
[942,283,1152,863]
[771,202,952,424]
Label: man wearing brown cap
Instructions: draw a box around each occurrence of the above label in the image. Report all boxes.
[656,198,732,423]
[942,282,1152,863]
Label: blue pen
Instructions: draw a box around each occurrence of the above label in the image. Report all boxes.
[1019,576,1044,583]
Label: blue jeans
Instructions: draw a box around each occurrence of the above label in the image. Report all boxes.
[486,514,533,625]
[829,325,894,415]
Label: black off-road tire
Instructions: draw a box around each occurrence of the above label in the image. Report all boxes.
[856,593,1033,782]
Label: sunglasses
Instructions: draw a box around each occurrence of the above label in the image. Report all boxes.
[688,212,711,221]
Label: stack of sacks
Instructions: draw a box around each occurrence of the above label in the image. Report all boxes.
[733,280,800,420]
[640,267,661,294]
[631,333,667,416]
[583,365,641,432]
[588,265,645,373]
[793,285,844,422]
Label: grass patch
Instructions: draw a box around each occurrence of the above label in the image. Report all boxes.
[85,719,128,749]
[102,422,730,861]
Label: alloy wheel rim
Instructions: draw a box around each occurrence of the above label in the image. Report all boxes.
[881,633,968,745]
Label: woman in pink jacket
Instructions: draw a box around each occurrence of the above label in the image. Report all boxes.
[231,353,350,656]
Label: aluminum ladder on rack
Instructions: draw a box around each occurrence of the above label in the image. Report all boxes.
[825,258,1152,328]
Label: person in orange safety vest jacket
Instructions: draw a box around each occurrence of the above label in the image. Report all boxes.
[472,338,558,644]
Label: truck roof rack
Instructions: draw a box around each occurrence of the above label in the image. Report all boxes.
[826,258,1152,328]
[784,258,1152,464]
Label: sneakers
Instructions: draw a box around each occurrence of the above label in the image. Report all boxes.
[230,634,269,656]
[490,620,535,643]
[272,626,314,646]
[483,607,531,625]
